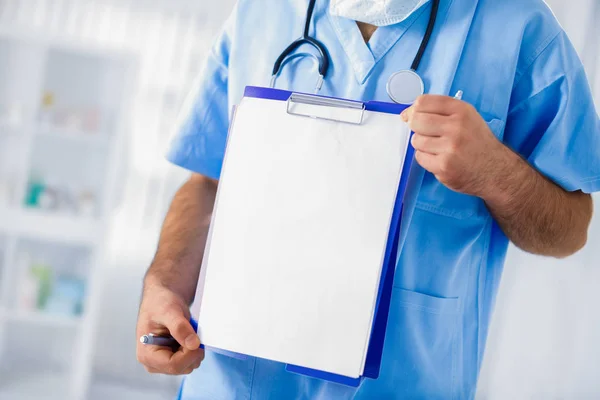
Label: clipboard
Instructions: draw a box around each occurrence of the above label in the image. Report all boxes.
[196,86,415,387]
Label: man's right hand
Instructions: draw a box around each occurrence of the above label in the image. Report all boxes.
[136,281,204,375]
[137,174,216,374]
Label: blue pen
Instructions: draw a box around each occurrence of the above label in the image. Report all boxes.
[139,317,200,348]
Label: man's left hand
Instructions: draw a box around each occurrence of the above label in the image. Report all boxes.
[401,94,509,197]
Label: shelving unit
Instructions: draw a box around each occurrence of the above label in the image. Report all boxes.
[0,32,136,400]
[0,208,102,245]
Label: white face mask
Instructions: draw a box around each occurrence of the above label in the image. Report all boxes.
[329,0,429,27]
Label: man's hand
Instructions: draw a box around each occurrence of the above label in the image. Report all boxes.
[401,94,592,258]
[136,280,204,375]
[136,174,216,374]
[401,94,507,197]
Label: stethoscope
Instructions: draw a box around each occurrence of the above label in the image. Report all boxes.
[270,0,440,104]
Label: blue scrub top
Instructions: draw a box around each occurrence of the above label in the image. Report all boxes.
[167,0,600,398]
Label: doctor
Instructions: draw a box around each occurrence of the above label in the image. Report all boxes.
[137,0,600,398]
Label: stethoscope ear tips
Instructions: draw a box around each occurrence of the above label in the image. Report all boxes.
[386,70,425,105]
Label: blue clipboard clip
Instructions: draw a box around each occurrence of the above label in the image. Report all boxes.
[286,92,366,125]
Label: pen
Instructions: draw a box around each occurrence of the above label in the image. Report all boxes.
[140,333,180,347]
[454,90,463,100]
[140,317,199,348]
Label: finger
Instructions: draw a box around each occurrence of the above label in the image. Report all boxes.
[138,346,174,373]
[139,345,193,373]
[400,106,414,124]
[180,347,204,371]
[138,336,203,374]
[191,349,205,369]
[183,353,203,374]
[156,307,200,350]
[169,347,205,374]
[191,357,203,370]
[412,95,462,116]
[411,134,445,155]
[405,111,449,136]
[144,366,161,374]
[414,150,440,175]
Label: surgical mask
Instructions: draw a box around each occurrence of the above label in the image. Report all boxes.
[329,0,429,27]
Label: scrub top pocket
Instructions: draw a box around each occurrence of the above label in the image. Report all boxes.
[358,288,461,399]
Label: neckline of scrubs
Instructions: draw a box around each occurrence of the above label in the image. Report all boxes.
[326,0,449,84]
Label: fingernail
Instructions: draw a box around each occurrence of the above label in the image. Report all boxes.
[185,334,200,349]
[400,111,408,122]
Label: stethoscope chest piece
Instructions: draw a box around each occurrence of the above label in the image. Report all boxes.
[386,69,424,105]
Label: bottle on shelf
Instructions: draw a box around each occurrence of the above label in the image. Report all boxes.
[24,172,46,209]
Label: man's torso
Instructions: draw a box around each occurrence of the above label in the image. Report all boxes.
[180,0,564,398]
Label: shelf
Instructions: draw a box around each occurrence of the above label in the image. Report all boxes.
[35,123,110,147]
[0,24,136,400]
[0,207,102,246]
[3,309,82,328]
[0,367,71,400]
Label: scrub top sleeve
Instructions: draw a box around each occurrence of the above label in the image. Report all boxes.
[504,30,600,194]
[165,7,236,180]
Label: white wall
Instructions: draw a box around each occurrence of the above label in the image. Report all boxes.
[477,1,600,398]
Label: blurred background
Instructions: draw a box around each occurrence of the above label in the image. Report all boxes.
[0,0,597,399]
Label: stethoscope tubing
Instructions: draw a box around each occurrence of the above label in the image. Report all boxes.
[272,0,441,98]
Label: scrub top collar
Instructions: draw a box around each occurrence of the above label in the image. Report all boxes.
[326,0,445,84]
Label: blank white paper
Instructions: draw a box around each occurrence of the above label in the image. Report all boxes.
[197,96,410,378]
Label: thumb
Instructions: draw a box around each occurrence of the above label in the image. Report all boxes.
[400,107,413,123]
[159,307,200,350]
